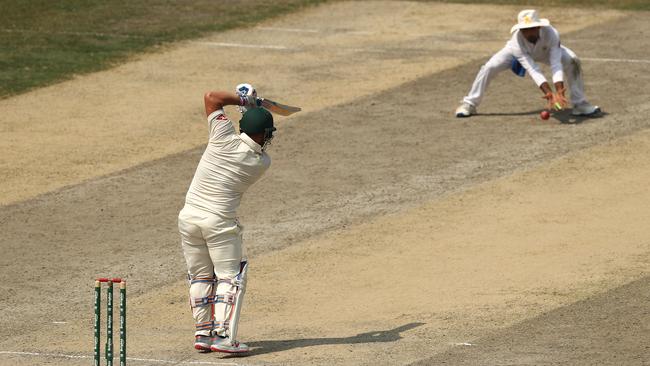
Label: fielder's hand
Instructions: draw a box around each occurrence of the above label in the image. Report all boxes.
[543,92,567,111]
[553,86,568,110]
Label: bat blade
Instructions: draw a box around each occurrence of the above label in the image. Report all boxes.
[260,98,301,116]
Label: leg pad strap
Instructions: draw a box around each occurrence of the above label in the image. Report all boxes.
[215,294,235,305]
[190,295,216,308]
[215,320,230,329]
[195,321,214,331]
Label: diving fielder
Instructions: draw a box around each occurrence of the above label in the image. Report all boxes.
[455,9,601,118]
[178,83,274,353]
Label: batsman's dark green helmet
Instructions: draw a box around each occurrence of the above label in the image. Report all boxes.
[239,108,275,137]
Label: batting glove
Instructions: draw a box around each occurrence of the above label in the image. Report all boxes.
[240,95,262,108]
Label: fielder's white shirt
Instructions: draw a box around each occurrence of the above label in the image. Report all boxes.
[507,25,564,86]
[185,109,271,218]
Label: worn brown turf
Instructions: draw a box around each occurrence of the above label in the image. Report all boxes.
[0,2,649,365]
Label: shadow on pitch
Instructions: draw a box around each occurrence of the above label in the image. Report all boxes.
[553,109,607,124]
[478,109,541,117]
[478,109,607,123]
[225,322,425,357]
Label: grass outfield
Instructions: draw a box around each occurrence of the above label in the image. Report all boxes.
[0,0,328,99]
[1,0,646,99]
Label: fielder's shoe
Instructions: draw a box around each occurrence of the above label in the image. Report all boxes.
[455,102,476,118]
[194,335,213,351]
[210,336,250,354]
[572,101,601,116]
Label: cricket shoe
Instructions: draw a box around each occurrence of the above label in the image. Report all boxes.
[455,102,476,118]
[572,101,601,116]
[194,335,214,351]
[210,336,250,354]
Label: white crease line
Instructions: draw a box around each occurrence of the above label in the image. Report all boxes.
[258,26,319,33]
[0,351,238,365]
[195,41,290,50]
[196,42,393,54]
[344,30,377,35]
[255,27,433,37]
[582,57,650,64]
[0,351,89,360]
[127,356,238,365]
[257,27,373,35]
[195,42,387,53]
[0,28,146,38]
[348,47,389,53]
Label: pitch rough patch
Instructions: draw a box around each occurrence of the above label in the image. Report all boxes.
[412,275,650,365]
[9,127,649,366]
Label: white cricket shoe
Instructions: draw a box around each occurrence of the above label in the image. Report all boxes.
[210,337,250,353]
[194,335,213,351]
[455,102,476,118]
[572,101,601,116]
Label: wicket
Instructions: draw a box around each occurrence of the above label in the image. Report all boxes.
[94,278,126,366]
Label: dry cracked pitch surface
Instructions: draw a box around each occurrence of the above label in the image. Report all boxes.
[0,2,649,365]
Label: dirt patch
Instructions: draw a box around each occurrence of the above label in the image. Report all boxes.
[413,275,650,365]
[3,114,649,366]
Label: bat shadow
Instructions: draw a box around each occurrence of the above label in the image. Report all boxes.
[222,322,425,358]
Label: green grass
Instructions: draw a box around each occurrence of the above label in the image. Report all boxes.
[419,0,650,10]
[0,0,328,98]
[1,0,646,98]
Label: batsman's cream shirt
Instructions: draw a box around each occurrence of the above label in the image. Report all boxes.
[508,25,564,87]
[185,109,271,218]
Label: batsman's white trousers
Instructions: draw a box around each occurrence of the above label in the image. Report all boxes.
[463,46,586,108]
[178,204,243,336]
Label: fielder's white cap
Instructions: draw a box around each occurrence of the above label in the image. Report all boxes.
[510,9,550,34]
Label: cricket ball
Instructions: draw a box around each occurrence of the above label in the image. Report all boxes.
[540,110,550,120]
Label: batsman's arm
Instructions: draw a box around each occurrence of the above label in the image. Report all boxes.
[204,91,258,117]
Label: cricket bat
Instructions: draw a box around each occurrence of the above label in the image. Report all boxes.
[260,98,301,116]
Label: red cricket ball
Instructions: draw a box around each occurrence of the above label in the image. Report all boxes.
[540,110,550,120]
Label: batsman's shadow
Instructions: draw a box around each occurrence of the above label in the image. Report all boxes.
[225,322,425,357]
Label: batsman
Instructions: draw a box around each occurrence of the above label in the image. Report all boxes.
[178,83,280,353]
[455,9,601,118]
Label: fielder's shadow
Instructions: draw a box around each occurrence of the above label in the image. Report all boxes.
[225,322,425,357]
[477,109,607,123]
[478,109,541,117]
[553,109,607,124]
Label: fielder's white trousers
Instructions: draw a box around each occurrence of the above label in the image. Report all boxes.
[178,204,243,336]
[463,45,586,108]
